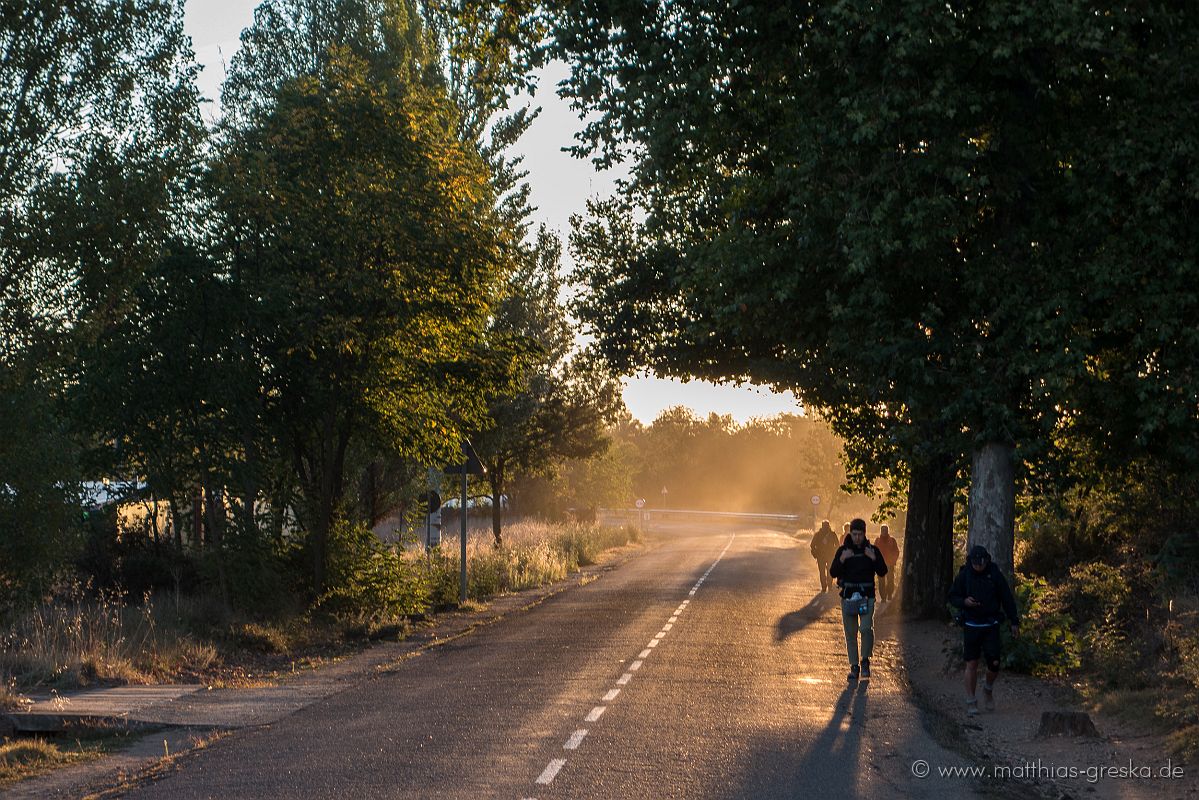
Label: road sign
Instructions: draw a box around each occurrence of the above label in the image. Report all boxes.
[444,440,485,475]
[635,498,645,509]
[810,495,821,506]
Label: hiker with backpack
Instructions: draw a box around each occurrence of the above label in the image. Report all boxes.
[809,519,839,593]
[948,545,1020,716]
[829,518,888,681]
[874,524,901,602]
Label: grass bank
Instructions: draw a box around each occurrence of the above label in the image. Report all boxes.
[0,520,639,696]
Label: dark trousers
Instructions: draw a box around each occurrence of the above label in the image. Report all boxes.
[878,572,892,601]
[815,559,832,591]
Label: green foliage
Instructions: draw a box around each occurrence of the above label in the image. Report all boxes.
[1162,610,1199,758]
[315,518,432,621]
[0,380,84,609]
[1003,577,1081,678]
[473,227,623,543]
[546,437,637,513]
[554,0,1199,598]
[1,0,202,610]
[211,525,300,619]
[1016,461,1199,752]
[1,0,203,359]
[212,2,515,592]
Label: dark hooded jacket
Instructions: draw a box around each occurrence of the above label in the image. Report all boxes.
[810,523,838,562]
[948,545,1020,626]
[829,534,888,598]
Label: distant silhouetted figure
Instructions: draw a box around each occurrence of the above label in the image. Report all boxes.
[810,519,838,593]
[830,519,887,681]
[875,525,900,602]
[948,545,1020,716]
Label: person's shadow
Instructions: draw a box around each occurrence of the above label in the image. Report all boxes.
[776,591,839,642]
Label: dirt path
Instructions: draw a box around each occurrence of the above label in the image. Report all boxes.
[875,607,1195,800]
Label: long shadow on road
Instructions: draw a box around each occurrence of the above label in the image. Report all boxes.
[775,591,841,642]
[719,682,873,799]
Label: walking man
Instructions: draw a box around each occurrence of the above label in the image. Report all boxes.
[875,524,900,602]
[829,518,888,681]
[810,519,838,593]
[948,545,1020,716]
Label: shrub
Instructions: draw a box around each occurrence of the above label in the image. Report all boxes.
[1056,561,1142,685]
[314,518,433,621]
[1003,576,1081,677]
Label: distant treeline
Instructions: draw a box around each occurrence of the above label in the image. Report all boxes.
[517,408,883,524]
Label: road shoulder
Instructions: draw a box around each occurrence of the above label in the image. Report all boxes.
[0,539,648,799]
[885,614,1192,800]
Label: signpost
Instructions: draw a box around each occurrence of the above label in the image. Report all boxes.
[810,494,821,531]
[444,440,485,604]
[423,467,442,549]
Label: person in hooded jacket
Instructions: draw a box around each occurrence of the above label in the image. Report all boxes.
[809,519,839,593]
[948,545,1020,716]
[874,524,901,601]
[829,518,888,681]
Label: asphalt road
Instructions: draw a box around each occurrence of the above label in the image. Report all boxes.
[118,524,974,799]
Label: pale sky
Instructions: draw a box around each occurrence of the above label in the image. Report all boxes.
[182,1,802,424]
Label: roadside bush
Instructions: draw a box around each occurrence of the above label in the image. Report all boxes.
[422,520,639,608]
[1054,561,1143,685]
[1003,576,1081,677]
[210,527,300,618]
[1160,598,1199,758]
[314,518,432,621]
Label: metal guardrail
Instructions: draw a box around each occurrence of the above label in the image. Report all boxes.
[598,508,803,529]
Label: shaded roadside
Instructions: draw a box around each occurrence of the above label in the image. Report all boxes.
[0,539,648,799]
[877,616,1195,800]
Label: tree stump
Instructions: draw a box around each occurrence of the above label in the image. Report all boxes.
[1037,710,1100,738]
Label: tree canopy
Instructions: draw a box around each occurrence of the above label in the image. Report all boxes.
[552,0,1199,613]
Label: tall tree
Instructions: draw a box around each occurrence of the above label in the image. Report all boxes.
[213,2,508,593]
[553,1,1199,615]
[0,0,203,604]
[471,227,621,545]
[1,0,203,359]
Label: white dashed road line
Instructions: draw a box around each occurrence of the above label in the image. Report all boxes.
[536,759,566,784]
[528,533,737,790]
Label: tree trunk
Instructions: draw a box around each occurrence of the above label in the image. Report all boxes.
[168,496,183,553]
[192,487,204,551]
[309,416,352,595]
[489,461,505,548]
[203,481,231,611]
[968,440,1016,581]
[901,456,956,619]
[239,452,259,539]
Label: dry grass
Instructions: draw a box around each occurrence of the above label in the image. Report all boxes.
[428,519,640,601]
[0,738,77,787]
[1,678,30,711]
[0,520,640,696]
[0,587,219,690]
[0,737,107,789]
